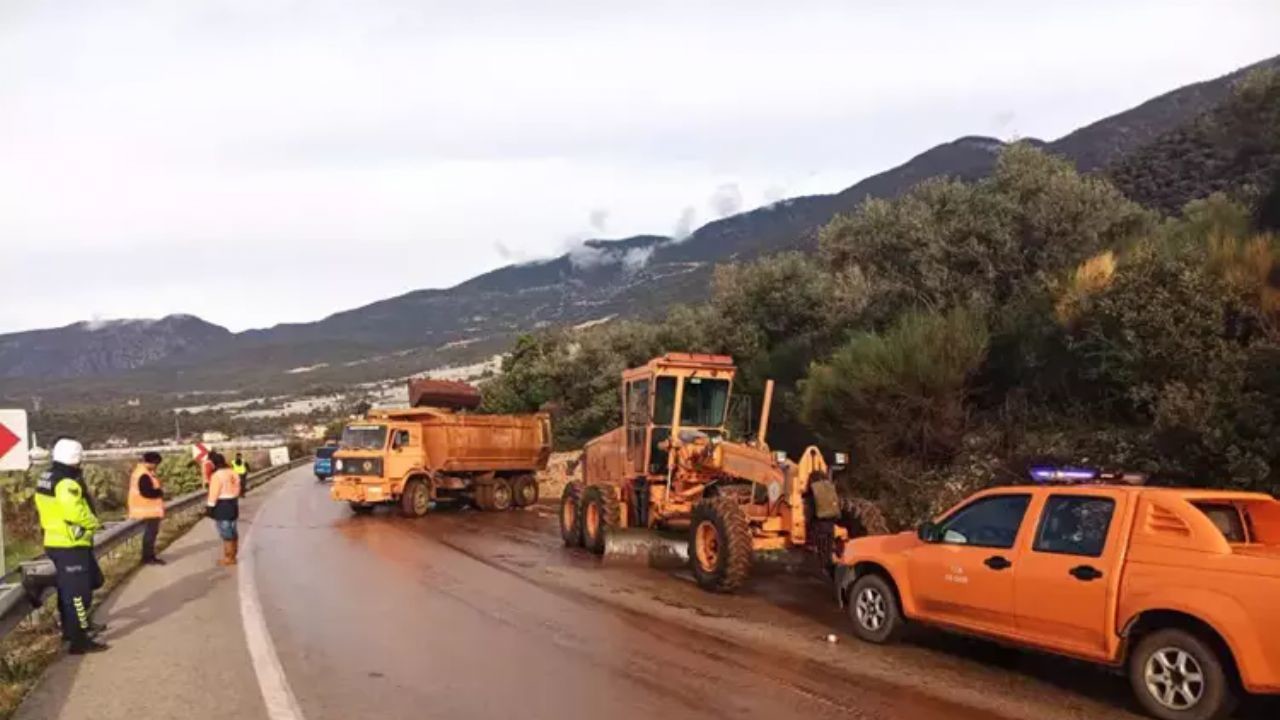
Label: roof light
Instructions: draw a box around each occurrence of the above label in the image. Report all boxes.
[1029,466,1099,483]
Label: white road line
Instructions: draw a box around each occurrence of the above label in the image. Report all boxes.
[239,473,308,720]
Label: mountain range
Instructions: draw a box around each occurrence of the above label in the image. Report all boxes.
[3,54,1278,405]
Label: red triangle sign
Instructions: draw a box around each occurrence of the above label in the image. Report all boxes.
[0,422,17,461]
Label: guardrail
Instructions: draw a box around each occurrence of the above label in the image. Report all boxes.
[0,458,308,641]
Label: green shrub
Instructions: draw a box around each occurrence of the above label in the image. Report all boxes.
[802,306,989,466]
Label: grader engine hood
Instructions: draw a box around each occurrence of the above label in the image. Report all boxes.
[676,435,783,486]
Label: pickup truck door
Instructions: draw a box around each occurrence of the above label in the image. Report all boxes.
[1013,491,1129,660]
[906,493,1032,636]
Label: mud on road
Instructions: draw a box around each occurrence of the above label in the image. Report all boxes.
[254,475,1275,720]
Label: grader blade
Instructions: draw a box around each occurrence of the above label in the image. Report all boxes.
[602,528,689,569]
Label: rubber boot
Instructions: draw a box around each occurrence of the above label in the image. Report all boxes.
[230,538,239,564]
[219,540,236,566]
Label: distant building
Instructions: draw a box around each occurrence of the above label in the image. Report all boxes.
[201,431,228,443]
[103,436,131,449]
[126,398,141,407]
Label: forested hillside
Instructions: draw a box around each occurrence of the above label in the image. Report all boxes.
[481,70,1280,527]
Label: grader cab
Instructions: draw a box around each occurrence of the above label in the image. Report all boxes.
[561,353,848,592]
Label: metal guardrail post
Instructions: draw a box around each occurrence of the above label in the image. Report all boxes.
[0,457,308,641]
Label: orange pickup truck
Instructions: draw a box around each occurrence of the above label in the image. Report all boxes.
[834,474,1280,720]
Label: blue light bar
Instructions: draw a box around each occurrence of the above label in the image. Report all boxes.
[1029,466,1099,483]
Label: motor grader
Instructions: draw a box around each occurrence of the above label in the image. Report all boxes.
[560,353,849,592]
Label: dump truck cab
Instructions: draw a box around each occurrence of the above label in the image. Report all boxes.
[330,382,551,516]
[567,353,848,592]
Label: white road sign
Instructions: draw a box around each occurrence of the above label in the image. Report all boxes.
[0,409,30,472]
[269,446,291,467]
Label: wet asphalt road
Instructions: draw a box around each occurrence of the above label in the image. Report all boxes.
[249,472,1278,720]
[252,474,996,720]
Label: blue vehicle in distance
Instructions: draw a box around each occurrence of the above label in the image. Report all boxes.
[314,444,338,482]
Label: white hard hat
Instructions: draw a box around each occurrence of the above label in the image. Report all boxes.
[51,438,84,466]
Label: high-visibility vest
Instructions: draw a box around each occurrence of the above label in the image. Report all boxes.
[34,467,101,549]
[232,459,248,476]
[127,463,166,520]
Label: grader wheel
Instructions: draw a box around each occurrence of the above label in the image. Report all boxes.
[581,485,621,556]
[689,496,752,592]
[560,481,586,547]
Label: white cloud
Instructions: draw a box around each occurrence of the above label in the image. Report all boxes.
[2,0,1279,332]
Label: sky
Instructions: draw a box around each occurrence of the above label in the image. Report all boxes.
[1,0,1278,335]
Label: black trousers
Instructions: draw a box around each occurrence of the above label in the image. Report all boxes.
[141,518,161,561]
[46,547,102,644]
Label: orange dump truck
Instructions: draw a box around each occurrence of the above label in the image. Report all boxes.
[330,380,552,516]
[835,471,1280,720]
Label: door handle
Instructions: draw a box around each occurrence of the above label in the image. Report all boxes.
[1069,565,1104,581]
[983,555,1012,571]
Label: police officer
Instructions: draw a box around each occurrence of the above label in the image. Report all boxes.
[128,451,166,565]
[232,452,250,497]
[35,438,109,654]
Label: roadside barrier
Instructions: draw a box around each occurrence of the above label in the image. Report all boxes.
[0,458,308,640]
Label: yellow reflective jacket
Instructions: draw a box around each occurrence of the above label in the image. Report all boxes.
[34,466,102,549]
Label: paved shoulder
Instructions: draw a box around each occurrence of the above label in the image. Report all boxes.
[13,469,307,720]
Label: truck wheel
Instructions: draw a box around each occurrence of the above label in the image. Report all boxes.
[689,496,752,592]
[513,475,540,507]
[581,485,620,555]
[400,478,431,518]
[488,478,514,511]
[473,484,493,511]
[560,482,585,547]
[349,502,374,515]
[1129,629,1238,720]
[847,574,905,644]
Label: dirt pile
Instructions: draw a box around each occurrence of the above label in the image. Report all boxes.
[537,451,582,499]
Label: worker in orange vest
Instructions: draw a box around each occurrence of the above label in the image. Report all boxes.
[205,452,242,566]
[127,451,167,565]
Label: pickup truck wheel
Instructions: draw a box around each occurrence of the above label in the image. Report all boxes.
[560,482,585,547]
[1129,629,1238,720]
[581,485,620,555]
[349,502,374,515]
[400,478,431,518]
[513,475,539,507]
[689,496,752,593]
[847,574,904,644]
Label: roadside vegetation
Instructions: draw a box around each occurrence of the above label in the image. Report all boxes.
[0,452,261,569]
[483,70,1280,528]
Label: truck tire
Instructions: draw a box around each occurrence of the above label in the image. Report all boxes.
[689,496,752,592]
[400,478,431,518]
[560,481,585,547]
[581,485,620,555]
[1129,628,1238,720]
[513,475,540,507]
[847,574,905,644]
[349,502,374,515]
[473,483,494,511]
[488,478,514,512]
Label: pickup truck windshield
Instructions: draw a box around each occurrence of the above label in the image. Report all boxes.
[340,425,387,450]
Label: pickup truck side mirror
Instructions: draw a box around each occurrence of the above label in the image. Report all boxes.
[917,521,940,543]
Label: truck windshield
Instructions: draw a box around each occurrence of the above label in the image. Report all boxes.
[340,425,387,450]
[653,376,730,427]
